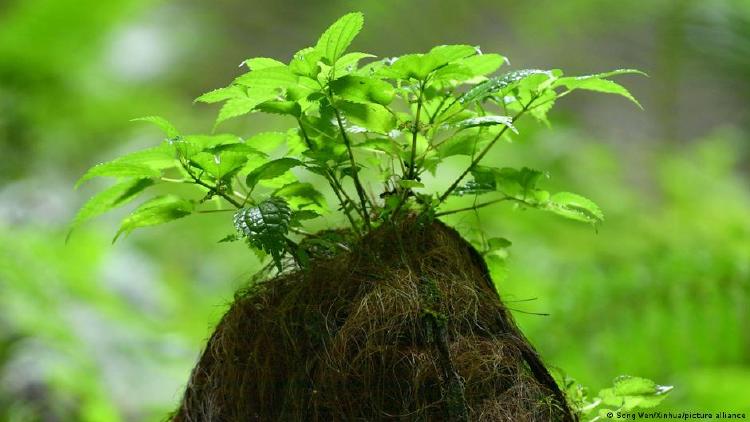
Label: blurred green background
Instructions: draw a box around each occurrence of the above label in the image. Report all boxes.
[1,0,749,420]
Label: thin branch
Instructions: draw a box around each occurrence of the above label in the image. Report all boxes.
[437,95,539,204]
[180,161,243,208]
[407,80,426,180]
[331,106,372,229]
[434,197,510,217]
[297,119,362,232]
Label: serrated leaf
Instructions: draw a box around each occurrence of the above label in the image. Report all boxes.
[398,179,425,189]
[274,182,326,210]
[215,93,276,125]
[114,195,194,242]
[243,57,285,70]
[289,47,323,78]
[555,76,642,108]
[335,100,396,134]
[545,191,604,224]
[233,197,292,270]
[245,158,303,191]
[70,178,155,235]
[291,209,321,224]
[331,75,394,105]
[172,133,244,160]
[437,129,493,158]
[246,131,287,153]
[598,376,672,410]
[334,52,376,77]
[379,54,446,81]
[460,69,554,104]
[189,151,248,180]
[429,44,476,62]
[131,116,179,138]
[76,163,160,187]
[233,65,298,91]
[453,115,517,133]
[76,144,175,187]
[315,12,364,64]
[195,85,244,104]
[256,100,302,117]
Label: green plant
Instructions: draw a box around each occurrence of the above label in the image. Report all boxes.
[71,12,641,269]
[70,12,672,416]
[564,375,673,421]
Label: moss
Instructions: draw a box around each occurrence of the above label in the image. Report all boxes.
[171,219,576,421]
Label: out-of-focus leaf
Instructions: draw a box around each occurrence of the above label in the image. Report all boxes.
[598,376,673,410]
[114,195,194,242]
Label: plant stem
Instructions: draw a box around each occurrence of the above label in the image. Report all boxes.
[434,197,510,217]
[407,81,426,180]
[181,161,243,208]
[331,106,372,229]
[297,119,362,231]
[437,96,538,204]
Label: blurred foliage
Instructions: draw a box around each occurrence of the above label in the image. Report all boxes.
[1,0,749,420]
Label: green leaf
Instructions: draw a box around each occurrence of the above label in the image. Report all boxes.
[131,116,179,138]
[233,65,298,91]
[380,54,446,81]
[189,151,248,180]
[555,76,642,108]
[233,197,293,270]
[437,129,493,158]
[398,179,425,189]
[291,209,321,224]
[245,158,303,191]
[289,47,323,78]
[76,163,160,187]
[242,57,285,70]
[331,75,394,105]
[114,195,194,242]
[460,53,506,77]
[70,178,155,234]
[429,44,476,62]
[334,52,376,77]
[335,100,396,134]
[195,85,244,104]
[76,144,175,187]
[315,12,364,64]
[274,182,326,210]
[545,192,604,224]
[215,94,274,125]
[487,237,512,250]
[255,100,302,117]
[453,115,517,133]
[598,376,673,410]
[172,133,244,160]
[460,69,554,104]
[245,131,287,153]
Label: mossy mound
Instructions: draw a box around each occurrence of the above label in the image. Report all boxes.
[171,219,575,421]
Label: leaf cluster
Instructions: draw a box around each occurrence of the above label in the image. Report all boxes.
[71,12,644,271]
